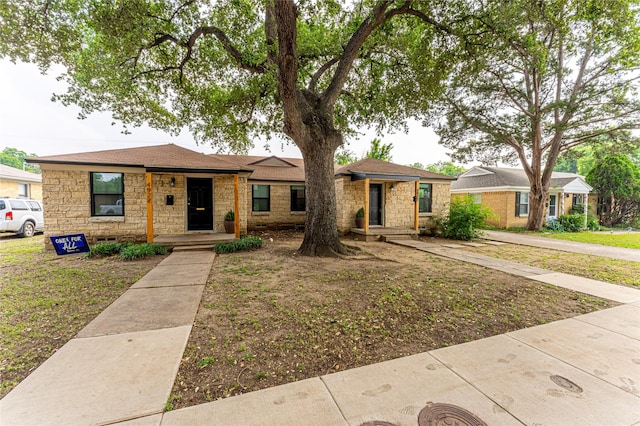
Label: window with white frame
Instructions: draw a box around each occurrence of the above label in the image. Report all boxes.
[515,192,529,216]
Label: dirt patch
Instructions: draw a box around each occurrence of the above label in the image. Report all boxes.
[0,236,166,398]
[169,232,614,409]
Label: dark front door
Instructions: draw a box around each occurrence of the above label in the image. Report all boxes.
[187,178,213,231]
[369,183,383,226]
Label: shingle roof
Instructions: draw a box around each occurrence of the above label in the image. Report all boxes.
[210,154,306,182]
[452,166,587,191]
[0,164,42,183]
[27,144,249,172]
[27,144,455,183]
[336,158,456,181]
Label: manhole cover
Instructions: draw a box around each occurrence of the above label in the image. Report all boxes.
[418,403,487,426]
[550,375,583,393]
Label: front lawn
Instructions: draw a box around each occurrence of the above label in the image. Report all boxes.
[168,232,613,410]
[0,236,166,398]
[543,231,640,249]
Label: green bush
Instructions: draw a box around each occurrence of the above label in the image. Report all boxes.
[214,235,263,254]
[224,210,234,221]
[356,207,365,218]
[436,196,493,240]
[89,242,167,260]
[586,213,600,231]
[89,242,131,257]
[546,217,564,232]
[119,243,168,260]
[558,213,585,232]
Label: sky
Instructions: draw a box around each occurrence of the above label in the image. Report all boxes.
[0,60,453,165]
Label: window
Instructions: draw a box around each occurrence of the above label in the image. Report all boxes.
[290,185,305,212]
[418,183,432,213]
[515,192,529,216]
[9,200,28,210]
[18,183,29,198]
[252,184,270,212]
[91,172,124,216]
[26,201,42,211]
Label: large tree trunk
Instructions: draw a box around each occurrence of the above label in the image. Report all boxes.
[526,185,547,230]
[298,134,350,256]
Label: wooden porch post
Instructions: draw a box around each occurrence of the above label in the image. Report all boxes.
[145,172,154,243]
[364,178,370,233]
[234,174,240,238]
[414,181,419,230]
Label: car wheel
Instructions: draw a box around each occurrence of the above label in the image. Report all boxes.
[20,221,36,238]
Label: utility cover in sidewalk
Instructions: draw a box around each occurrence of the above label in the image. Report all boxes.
[418,403,487,426]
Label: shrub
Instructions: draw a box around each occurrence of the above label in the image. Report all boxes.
[89,242,131,257]
[570,204,584,214]
[546,217,564,232]
[436,196,493,240]
[355,207,365,218]
[119,243,168,260]
[558,213,585,232]
[90,242,167,260]
[214,235,263,254]
[224,210,234,221]
[586,213,600,231]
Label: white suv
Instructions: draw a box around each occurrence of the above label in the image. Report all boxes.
[0,198,44,237]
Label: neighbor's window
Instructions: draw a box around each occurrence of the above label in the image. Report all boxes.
[515,192,529,216]
[252,184,270,212]
[418,183,432,213]
[572,194,584,206]
[290,185,305,212]
[18,183,29,198]
[91,172,124,216]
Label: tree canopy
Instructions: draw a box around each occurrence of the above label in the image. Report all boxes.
[420,0,640,230]
[587,154,640,227]
[0,148,41,174]
[0,0,458,255]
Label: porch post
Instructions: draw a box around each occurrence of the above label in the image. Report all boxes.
[560,191,565,215]
[364,178,370,233]
[414,181,419,230]
[584,193,588,229]
[145,172,154,243]
[234,174,240,238]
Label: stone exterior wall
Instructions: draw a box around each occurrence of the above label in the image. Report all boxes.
[0,180,43,200]
[335,178,452,233]
[215,175,248,233]
[152,174,185,235]
[39,167,250,249]
[246,181,306,230]
[41,167,148,248]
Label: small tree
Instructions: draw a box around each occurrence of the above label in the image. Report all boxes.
[587,155,640,227]
[436,196,493,241]
[425,161,466,177]
[364,138,394,162]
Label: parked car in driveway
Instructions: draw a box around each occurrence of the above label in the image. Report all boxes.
[0,198,44,237]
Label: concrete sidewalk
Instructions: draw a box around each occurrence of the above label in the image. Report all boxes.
[0,250,215,426]
[482,230,640,262]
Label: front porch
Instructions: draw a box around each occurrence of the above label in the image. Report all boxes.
[350,226,419,242]
[154,233,237,250]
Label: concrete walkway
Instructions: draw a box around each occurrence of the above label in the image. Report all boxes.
[2,241,640,425]
[0,250,215,426]
[482,230,640,262]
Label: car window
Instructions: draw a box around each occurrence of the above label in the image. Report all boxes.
[8,200,28,210]
[0,200,5,210]
[26,201,42,211]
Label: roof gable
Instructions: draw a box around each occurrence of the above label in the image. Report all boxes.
[452,166,591,192]
[248,156,298,167]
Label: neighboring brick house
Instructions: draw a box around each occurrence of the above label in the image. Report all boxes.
[0,164,42,200]
[27,144,454,248]
[451,166,594,228]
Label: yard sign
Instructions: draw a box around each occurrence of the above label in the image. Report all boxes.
[50,234,90,255]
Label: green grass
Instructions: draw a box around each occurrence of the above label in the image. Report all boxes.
[543,232,640,249]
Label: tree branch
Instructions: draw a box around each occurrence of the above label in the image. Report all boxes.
[308,58,339,92]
